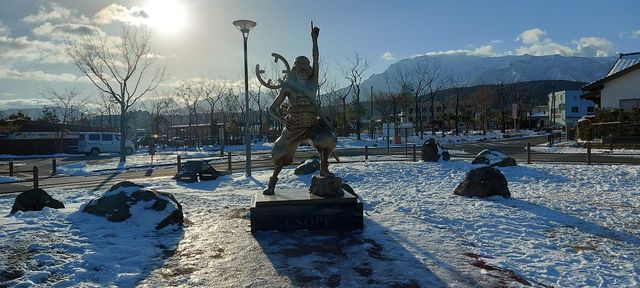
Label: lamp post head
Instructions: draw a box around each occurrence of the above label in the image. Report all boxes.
[233,19,256,37]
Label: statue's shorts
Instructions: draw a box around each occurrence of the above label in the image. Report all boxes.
[271,115,337,166]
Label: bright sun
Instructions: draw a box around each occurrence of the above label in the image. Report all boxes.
[144,0,188,34]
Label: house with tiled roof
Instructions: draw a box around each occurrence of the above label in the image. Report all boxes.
[582,52,640,110]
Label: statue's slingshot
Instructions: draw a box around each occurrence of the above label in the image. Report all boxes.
[255,53,290,90]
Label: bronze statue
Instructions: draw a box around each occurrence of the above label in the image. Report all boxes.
[257,24,337,195]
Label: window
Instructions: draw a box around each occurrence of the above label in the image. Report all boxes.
[78,134,85,141]
[88,134,100,141]
[587,106,595,113]
[571,106,578,113]
[102,134,113,141]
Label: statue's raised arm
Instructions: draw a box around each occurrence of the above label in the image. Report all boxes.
[311,23,319,86]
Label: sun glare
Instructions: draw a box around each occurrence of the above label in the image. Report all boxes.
[144,0,188,34]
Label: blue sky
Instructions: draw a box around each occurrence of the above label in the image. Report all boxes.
[0,0,639,110]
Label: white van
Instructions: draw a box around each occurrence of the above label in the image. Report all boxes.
[78,132,135,156]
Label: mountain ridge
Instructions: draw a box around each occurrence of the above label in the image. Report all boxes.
[354,54,615,100]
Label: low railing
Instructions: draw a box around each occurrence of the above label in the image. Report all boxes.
[2,142,640,195]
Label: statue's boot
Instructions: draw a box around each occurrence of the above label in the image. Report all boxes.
[263,176,278,195]
[320,159,335,178]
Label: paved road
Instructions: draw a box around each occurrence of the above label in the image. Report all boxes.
[1,135,639,194]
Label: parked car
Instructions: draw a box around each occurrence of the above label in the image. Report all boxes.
[77,132,135,156]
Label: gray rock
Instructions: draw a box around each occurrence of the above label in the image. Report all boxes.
[294,157,320,175]
[309,175,344,198]
[10,188,65,214]
[472,149,517,167]
[454,167,511,198]
[421,138,449,162]
[83,181,184,230]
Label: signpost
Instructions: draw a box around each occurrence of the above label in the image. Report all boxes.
[512,103,518,131]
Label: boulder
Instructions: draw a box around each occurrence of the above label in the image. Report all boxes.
[10,188,65,214]
[453,167,511,198]
[472,149,517,167]
[421,138,450,162]
[294,156,320,175]
[309,176,344,198]
[83,181,184,230]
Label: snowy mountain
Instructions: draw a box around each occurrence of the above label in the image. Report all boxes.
[357,54,615,100]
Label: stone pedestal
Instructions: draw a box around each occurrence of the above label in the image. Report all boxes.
[250,188,363,233]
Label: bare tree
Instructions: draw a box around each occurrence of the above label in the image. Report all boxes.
[493,82,512,133]
[67,25,166,161]
[93,92,118,130]
[446,74,471,135]
[396,61,435,136]
[176,81,202,147]
[326,80,352,136]
[202,80,226,144]
[471,86,494,134]
[341,52,369,140]
[145,94,172,136]
[40,87,88,125]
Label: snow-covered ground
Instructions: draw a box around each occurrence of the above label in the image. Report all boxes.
[0,176,20,184]
[2,160,639,287]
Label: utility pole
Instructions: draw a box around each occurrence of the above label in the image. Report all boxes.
[551,81,556,129]
[370,86,374,139]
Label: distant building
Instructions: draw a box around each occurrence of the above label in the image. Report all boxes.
[529,105,549,128]
[548,90,595,128]
[582,52,640,110]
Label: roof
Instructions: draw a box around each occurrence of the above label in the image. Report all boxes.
[582,52,640,92]
[606,52,640,77]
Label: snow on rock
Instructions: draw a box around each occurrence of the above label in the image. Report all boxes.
[421,138,450,162]
[294,156,320,175]
[472,149,517,167]
[82,181,184,230]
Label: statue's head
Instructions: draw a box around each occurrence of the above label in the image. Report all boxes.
[293,56,312,80]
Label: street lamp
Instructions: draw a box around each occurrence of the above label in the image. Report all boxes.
[233,19,257,177]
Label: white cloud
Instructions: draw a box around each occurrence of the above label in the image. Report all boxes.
[381,52,396,61]
[575,37,613,57]
[631,30,640,38]
[94,4,148,25]
[32,22,103,40]
[516,28,547,45]
[0,65,79,82]
[514,28,612,57]
[0,21,9,37]
[22,3,74,23]
[0,35,70,64]
[515,42,574,56]
[419,45,504,57]
[0,98,51,110]
[142,53,166,59]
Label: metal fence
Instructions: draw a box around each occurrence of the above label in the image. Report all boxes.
[2,142,640,195]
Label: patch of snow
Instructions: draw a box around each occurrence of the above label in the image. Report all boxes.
[0,176,20,183]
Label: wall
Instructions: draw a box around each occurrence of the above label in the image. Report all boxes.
[601,68,640,110]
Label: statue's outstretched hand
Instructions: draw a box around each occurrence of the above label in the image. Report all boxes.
[311,26,320,40]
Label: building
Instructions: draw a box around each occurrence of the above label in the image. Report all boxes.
[548,90,595,128]
[582,52,640,110]
[529,105,549,128]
